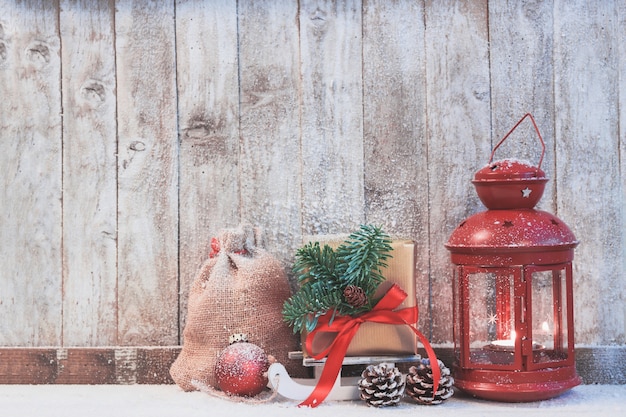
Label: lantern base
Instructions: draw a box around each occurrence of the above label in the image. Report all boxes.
[452,364,581,402]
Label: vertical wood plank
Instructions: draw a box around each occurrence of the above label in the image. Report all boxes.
[618,0,626,347]
[175,0,240,335]
[362,0,430,331]
[0,0,62,345]
[299,0,365,236]
[425,0,491,343]
[115,0,179,345]
[60,0,118,345]
[554,0,624,344]
[488,0,556,212]
[238,0,302,265]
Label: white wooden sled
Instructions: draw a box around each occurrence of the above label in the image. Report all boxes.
[267,352,421,401]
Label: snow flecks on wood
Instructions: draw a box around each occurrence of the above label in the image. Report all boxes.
[175,0,240,337]
[0,0,624,350]
[115,0,179,345]
[489,0,556,215]
[60,0,118,346]
[425,0,492,343]
[0,0,62,346]
[238,0,303,267]
[362,0,430,334]
[554,0,624,344]
[300,0,365,236]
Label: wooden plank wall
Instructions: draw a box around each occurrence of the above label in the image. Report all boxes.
[1,0,625,362]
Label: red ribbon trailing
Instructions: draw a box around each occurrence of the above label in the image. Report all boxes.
[299,284,440,408]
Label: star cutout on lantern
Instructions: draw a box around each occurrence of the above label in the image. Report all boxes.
[521,187,532,198]
[488,314,498,325]
[503,220,514,228]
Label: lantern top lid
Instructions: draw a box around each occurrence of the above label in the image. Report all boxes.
[472,114,548,209]
[473,159,546,182]
[472,159,548,209]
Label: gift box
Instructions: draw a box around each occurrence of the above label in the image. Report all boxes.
[302,238,418,357]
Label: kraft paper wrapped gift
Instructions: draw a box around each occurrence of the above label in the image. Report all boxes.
[302,238,418,357]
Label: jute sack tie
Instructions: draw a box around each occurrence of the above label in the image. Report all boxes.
[170,224,301,391]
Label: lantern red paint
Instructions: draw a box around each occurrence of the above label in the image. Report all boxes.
[445,114,581,402]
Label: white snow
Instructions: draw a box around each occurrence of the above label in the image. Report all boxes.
[0,384,624,417]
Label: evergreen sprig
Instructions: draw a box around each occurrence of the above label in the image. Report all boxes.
[293,242,339,287]
[282,225,393,334]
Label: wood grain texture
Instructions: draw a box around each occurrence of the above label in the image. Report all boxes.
[175,0,240,338]
[618,0,626,349]
[0,347,180,384]
[60,0,118,346]
[425,0,492,343]
[300,0,365,236]
[1,346,623,384]
[362,0,430,332]
[115,0,179,345]
[0,0,624,354]
[488,0,556,212]
[554,0,624,344]
[238,0,302,265]
[0,0,63,346]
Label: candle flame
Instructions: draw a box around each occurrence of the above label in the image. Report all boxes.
[542,321,550,332]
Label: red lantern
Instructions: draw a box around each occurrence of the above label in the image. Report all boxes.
[445,114,581,402]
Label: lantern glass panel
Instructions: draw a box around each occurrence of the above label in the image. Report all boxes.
[468,270,516,366]
[530,267,569,366]
[560,269,569,354]
[453,267,460,361]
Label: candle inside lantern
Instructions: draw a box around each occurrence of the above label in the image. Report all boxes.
[489,330,516,350]
[486,328,546,354]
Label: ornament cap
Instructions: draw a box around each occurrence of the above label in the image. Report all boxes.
[229,333,248,344]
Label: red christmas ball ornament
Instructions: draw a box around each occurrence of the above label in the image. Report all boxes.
[215,334,270,397]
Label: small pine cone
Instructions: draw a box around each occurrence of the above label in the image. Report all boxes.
[405,359,454,405]
[357,363,405,407]
[343,285,368,308]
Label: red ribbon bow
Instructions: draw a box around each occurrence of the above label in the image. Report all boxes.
[299,284,440,408]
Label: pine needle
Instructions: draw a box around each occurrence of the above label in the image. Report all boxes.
[282,225,393,334]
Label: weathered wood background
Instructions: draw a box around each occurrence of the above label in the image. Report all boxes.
[1,0,625,354]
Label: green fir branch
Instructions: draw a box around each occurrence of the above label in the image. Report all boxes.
[335,224,393,294]
[282,224,393,334]
[292,242,339,286]
[281,280,342,333]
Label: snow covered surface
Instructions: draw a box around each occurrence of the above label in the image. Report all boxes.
[1,384,624,417]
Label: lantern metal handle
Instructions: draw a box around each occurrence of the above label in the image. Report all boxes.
[489,113,545,171]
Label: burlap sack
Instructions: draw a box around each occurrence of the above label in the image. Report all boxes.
[170,224,302,391]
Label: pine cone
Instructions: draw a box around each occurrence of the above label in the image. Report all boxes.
[405,359,454,405]
[343,285,368,308]
[357,363,405,407]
